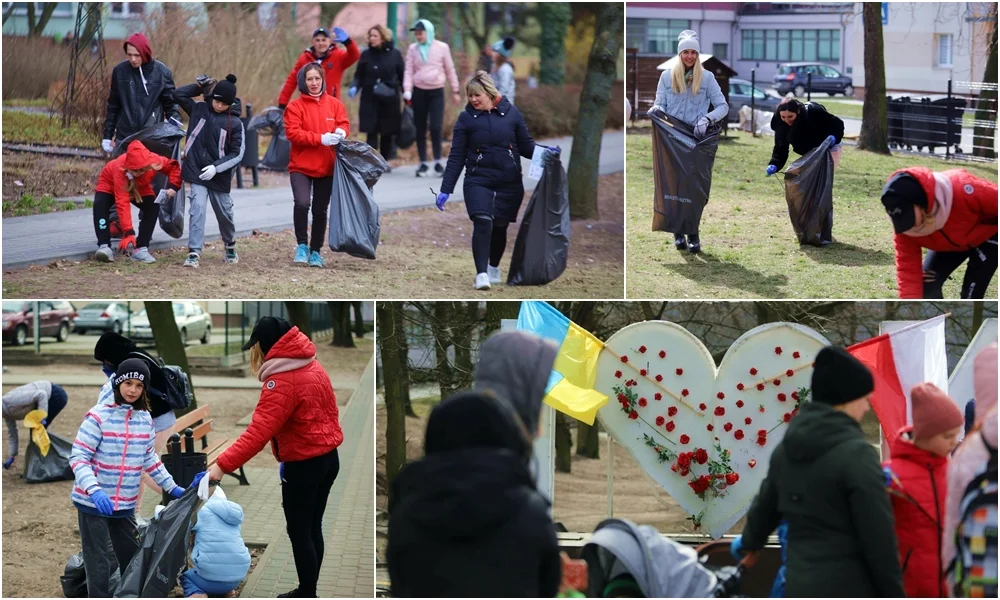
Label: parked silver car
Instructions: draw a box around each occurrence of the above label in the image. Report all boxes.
[73,302,132,335]
[128,302,212,345]
[726,78,783,123]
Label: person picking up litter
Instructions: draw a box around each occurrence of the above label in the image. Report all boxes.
[174,74,246,269]
[69,358,187,598]
[2,380,69,469]
[179,486,251,598]
[880,167,998,299]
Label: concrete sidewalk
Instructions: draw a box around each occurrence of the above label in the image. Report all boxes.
[2,131,624,269]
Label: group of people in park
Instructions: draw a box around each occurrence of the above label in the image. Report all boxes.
[646,29,998,298]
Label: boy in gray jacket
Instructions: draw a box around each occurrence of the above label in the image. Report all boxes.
[2,381,68,468]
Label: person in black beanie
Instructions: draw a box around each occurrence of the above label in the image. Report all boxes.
[733,346,905,598]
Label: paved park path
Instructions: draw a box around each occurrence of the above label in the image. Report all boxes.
[2,131,624,269]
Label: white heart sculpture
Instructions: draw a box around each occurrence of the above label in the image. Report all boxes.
[594,321,830,539]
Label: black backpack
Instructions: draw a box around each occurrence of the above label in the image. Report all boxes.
[127,351,192,411]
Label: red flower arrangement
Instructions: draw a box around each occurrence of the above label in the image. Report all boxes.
[676,368,684,376]
[786,369,795,377]
[750,367,758,376]
[777,393,787,402]
[615,370,622,379]
[699,403,707,411]
[655,415,665,426]
[783,412,792,422]
[756,383,766,391]
[665,421,676,432]
[717,392,726,400]
[677,452,691,468]
[655,393,663,401]
[793,351,801,359]
[667,406,678,417]
[682,389,690,397]
[640,368,647,376]
[725,472,740,485]
[680,434,690,445]
[757,435,767,447]
[757,429,768,438]
[638,397,647,407]
[639,345,647,353]
[621,355,629,363]
[736,400,745,408]
[629,410,638,420]
[694,448,709,464]
[745,417,752,425]
[655,374,663,382]
[775,346,783,355]
[734,429,745,440]
[714,406,725,416]
[689,474,713,495]
[659,350,666,359]
[724,422,733,432]
[773,379,782,386]
[737,383,745,391]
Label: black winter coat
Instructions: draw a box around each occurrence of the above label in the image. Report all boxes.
[441,97,536,223]
[740,402,905,598]
[174,84,245,194]
[768,102,845,170]
[351,41,404,135]
[103,59,180,141]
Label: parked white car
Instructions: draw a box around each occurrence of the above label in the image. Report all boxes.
[128,302,212,345]
[73,302,132,335]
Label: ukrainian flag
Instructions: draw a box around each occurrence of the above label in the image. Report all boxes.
[517,301,608,425]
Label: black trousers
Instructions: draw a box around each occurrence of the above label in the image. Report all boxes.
[365,132,395,161]
[472,217,510,274]
[78,509,139,598]
[290,172,334,252]
[93,191,157,248]
[412,87,444,162]
[923,234,998,299]
[281,447,341,597]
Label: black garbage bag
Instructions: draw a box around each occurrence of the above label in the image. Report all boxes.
[114,487,200,598]
[111,122,185,160]
[249,106,290,171]
[23,431,74,483]
[783,135,835,246]
[62,550,121,598]
[507,155,570,285]
[328,141,390,259]
[155,182,185,238]
[397,105,416,149]
[649,109,721,235]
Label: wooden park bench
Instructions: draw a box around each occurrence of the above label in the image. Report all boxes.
[167,405,249,486]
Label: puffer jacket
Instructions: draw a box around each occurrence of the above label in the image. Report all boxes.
[103,33,180,141]
[174,83,245,193]
[884,427,950,597]
[3,380,53,457]
[653,67,728,127]
[216,327,343,472]
[94,141,182,238]
[886,167,999,298]
[768,102,844,171]
[403,21,460,93]
[190,487,251,585]
[70,394,179,515]
[284,67,351,179]
[278,39,360,104]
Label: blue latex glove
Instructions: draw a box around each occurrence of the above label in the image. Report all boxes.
[90,489,115,516]
[542,145,562,157]
[2,456,15,470]
[825,135,836,146]
[169,486,185,499]
[882,466,895,487]
[730,535,745,560]
[348,86,358,99]
[189,471,206,490]
[332,27,350,44]
[435,193,449,211]
[41,418,48,428]
[765,165,778,177]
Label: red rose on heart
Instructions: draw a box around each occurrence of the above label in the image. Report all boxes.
[717,392,725,400]
[680,434,690,445]
[724,422,733,432]
[725,472,740,485]
[706,424,714,431]
[621,355,629,363]
[737,383,745,391]
[656,415,665,426]
[736,400,745,408]
[793,351,801,359]
[659,350,666,358]
[694,448,709,464]
[667,406,678,417]
[757,436,767,447]
[714,406,725,416]
[773,379,781,386]
[775,346,783,355]
[748,459,757,468]
[758,405,765,413]
[734,429,745,440]
[783,412,792,422]
[615,370,622,378]
[791,391,799,401]
[756,383,766,391]
[677,452,691,468]
[638,397,647,407]
[688,474,713,495]
[676,368,684,375]
[699,403,707,411]
[786,369,794,377]
[665,421,676,432]
[640,369,648,376]
[777,393,787,402]
[757,429,767,438]
[655,374,663,382]
[639,345,647,353]
[750,367,758,376]
[681,389,689,397]
[628,410,638,420]
[655,393,663,401]
[745,417,752,425]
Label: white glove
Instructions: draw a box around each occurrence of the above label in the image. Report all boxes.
[199,164,217,180]
[403,90,412,102]
[101,139,114,153]
[321,132,338,146]
[693,116,710,139]
[331,128,346,145]
[197,472,212,501]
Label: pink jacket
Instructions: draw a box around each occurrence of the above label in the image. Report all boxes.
[942,343,997,595]
[403,40,459,94]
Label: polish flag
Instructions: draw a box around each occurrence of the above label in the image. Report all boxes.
[848,315,949,457]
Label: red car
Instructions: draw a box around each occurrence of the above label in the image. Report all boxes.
[2,301,77,346]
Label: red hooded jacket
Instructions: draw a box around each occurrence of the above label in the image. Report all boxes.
[284,90,351,179]
[884,427,950,598]
[888,167,998,298]
[216,327,343,472]
[95,141,181,235]
[278,41,360,105]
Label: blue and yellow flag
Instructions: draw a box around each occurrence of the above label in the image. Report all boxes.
[517,301,608,425]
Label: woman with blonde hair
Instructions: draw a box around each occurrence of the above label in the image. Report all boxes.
[348,23,405,161]
[436,71,559,290]
[206,316,343,599]
[650,30,728,253]
[91,140,181,263]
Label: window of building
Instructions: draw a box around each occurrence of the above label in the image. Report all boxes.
[712,43,728,60]
[742,28,839,62]
[936,33,953,67]
[626,18,646,51]
[646,18,692,54]
[765,30,777,60]
[110,2,145,18]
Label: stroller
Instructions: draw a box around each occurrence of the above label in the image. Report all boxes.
[582,518,745,598]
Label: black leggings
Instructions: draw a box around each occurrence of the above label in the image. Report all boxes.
[281,447,340,597]
[412,87,444,162]
[365,132,395,161]
[922,234,998,299]
[93,191,158,248]
[290,172,334,252]
[472,217,509,274]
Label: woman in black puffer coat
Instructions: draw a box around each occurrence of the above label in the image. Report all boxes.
[437,71,558,291]
[348,24,404,161]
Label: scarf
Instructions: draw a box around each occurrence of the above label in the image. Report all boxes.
[684,67,693,88]
[415,19,435,63]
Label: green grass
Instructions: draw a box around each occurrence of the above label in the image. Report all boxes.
[1,110,97,147]
[626,129,998,299]
[2,194,91,217]
[2,98,51,108]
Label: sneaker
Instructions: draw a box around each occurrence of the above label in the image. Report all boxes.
[94,245,115,263]
[183,252,200,268]
[416,164,430,177]
[434,162,444,176]
[294,243,309,264]
[276,589,300,598]
[673,234,687,251]
[475,273,491,290]
[130,247,156,263]
[687,234,702,254]
[224,246,239,264]
[487,265,502,285]
[308,250,325,268]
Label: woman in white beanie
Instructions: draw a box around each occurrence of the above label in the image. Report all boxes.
[650,30,728,253]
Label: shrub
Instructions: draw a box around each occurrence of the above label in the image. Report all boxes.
[516,82,625,138]
[1,35,71,100]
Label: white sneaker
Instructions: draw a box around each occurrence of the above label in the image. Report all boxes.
[94,245,115,262]
[474,273,491,290]
[130,247,156,263]
[487,265,502,285]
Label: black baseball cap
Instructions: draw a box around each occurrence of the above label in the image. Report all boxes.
[880,173,927,234]
[313,28,330,38]
[241,316,293,356]
[410,22,426,32]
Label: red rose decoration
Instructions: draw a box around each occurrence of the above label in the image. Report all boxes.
[617,393,627,402]
[667,406,678,417]
[694,448,709,464]
[681,389,689,397]
[640,368,648,376]
[775,346,783,355]
[737,383,745,391]
[625,380,633,388]
[707,424,714,431]
[791,391,800,401]
[724,422,733,432]
[757,429,768,437]
[726,472,740,485]
[757,436,767,447]
[621,355,629,363]
[679,466,690,476]
[654,392,663,401]
[736,400,745,408]
[680,434,690,445]
[659,350,666,359]
[786,369,795,377]
[756,383,766,391]
[792,407,799,417]
[671,463,679,473]
[638,398,647,407]
[677,452,691,468]
[655,374,663,382]
[639,345,647,353]
[758,405,765,413]
[748,459,757,468]
[773,379,781,386]
[734,429,745,440]
[717,392,725,400]
[714,406,725,416]
[745,417,752,425]
[628,410,638,420]
[676,368,684,376]
[793,351,801,359]
[699,403,707,411]
[783,412,792,422]
[750,367,758,376]
[777,393,787,402]
[665,421,676,432]
[655,416,665,426]
[615,370,622,379]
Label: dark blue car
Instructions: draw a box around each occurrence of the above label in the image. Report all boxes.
[773,63,854,98]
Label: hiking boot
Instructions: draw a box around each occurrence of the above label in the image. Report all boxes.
[416,164,430,177]
[183,252,200,268]
[673,233,687,251]
[224,246,239,264]
[487,265,502,285]
[687,234,702,254]
[94,245,115,263]
[434,162,445,176]
[475,273,491,290]
[308,250,325,268]
[130,247,156,263]
[294,243,309,264]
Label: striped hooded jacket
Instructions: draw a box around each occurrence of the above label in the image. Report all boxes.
[70,380,178,515]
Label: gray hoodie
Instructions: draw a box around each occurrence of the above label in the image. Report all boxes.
[2,381,52,457]
[473,331,558,436]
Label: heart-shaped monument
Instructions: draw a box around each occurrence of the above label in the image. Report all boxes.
[594,321,830,539]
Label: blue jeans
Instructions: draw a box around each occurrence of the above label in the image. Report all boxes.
[180,569,240,597]
[47,384,68,422]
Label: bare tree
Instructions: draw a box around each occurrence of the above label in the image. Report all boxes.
[327,302,355,348]
[24,2,58,37]
[145,301,197,414]
[378,301,409,502]
[284,302,312,338]
[352,301,366,338]
[973,3,997,160]
[858,2,890,153]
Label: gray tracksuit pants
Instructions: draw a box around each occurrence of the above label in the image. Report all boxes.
[187,183,236,254]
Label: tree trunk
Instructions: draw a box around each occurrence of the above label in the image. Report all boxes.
[26,2,58,36]
[973,6,998,160]
[145,302,197,415]
[538,3,571,85]
[972,301,985,335]
[378,302,408,506]
[452,302,480,391]
[430,302,456,400]
[352,301,366,338]
[555,412,573,473]
[328,302,355,348]
[284,302,312,338]
[857,3,890,154]
[2,3,16,25]
[576,420,600,458]
[567,2,623,219]
[456,5,488,58]
[80,3,101,44]
[484,301,522,336]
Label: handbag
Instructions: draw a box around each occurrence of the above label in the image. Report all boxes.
[372,79,396,101]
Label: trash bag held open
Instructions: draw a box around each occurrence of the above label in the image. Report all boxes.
[650,109,721,236]
[397,105,416,149]
[507,155,570,286]
[328,141,390,259]
[783,136,835,247]
[23,431,74,483]
[249,106,291,171]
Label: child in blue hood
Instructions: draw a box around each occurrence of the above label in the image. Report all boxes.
[180,487,251,597]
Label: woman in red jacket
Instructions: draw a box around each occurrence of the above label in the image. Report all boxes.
[284,63,351,268]
[207,316,343,599]
[278,27,359,106]
[881,167,998,299]
[92,140,181,264]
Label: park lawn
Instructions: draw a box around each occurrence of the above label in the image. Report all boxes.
[2,98,51,108]
[1,110,97,147]
[626,129,998,299]
[819,99,976,126]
